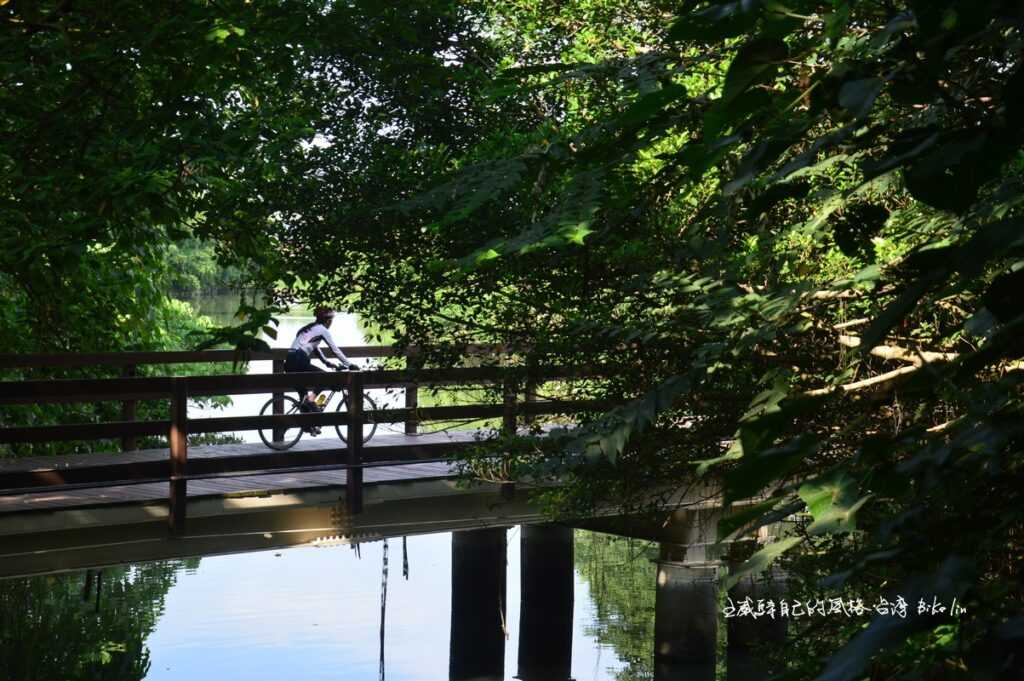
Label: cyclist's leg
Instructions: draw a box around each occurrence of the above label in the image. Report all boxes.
[304,365,328,434]
[285,350,323,432]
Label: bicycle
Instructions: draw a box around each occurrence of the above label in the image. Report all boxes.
[257,366,378,451]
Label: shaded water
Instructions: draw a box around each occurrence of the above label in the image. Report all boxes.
[0,529,659,681]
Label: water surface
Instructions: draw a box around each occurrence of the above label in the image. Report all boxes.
[0,529,658,681]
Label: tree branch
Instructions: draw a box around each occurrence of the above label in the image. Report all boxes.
[805,364,921,397]
[837,334,958,365]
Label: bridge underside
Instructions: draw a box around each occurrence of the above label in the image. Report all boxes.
[0,430,742,579]
[0,474,545,579]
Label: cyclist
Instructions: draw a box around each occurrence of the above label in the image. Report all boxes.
[284,307,359,434]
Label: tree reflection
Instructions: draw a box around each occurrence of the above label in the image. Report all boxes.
[0,559,197,681]
[574,532,658,681]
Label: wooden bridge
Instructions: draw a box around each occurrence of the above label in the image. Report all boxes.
[0,346,607,535]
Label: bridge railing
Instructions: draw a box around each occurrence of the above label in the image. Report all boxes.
[0,352,610,532]
[0,344,507,448]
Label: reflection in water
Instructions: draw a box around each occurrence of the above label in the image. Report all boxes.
[518,525,574,681]
[0,529,754,681]
[380,539,389,681]
[0,560,198,681]
[575,533,659,681]
[449,528,507,681]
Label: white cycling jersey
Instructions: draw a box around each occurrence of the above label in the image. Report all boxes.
[289,322,351,364]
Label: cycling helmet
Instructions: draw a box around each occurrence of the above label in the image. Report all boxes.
[314,306,336,322]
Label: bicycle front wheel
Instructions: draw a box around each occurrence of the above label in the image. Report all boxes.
[258,394,304,450]
[335,392,378,444]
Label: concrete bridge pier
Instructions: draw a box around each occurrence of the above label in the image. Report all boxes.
[449,526,509,681]
[726,571,788,681]
[650,508,726,681]
[653,560,718,681]
[517,524,574,681]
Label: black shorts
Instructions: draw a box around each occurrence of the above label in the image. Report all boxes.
[284,349,324,399]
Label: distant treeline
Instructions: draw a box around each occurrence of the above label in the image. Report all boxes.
[165,239,245,298]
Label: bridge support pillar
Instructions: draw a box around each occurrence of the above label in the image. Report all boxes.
[726,571,788,681]
[168,377,188,536]
[653,562,718,681]
[517,524,574,681]
[450,527,508,681]
[405,351,421,435]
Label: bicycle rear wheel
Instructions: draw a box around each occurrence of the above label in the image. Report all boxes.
[258,395,304,450]
[335,392,379,444]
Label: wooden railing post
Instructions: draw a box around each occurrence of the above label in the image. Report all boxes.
[121,364,137,451]
[346,371,364,515]
[500,373,517,500]
[405,350,421,435]
[168,377,188,535]
[502,374,517,435]
[524,364,538,430]
[272,358,285,443]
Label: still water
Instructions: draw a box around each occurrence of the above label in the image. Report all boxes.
[0,529,658,681]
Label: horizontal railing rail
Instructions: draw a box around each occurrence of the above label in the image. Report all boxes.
[0,344,512,370]
[0,365,596,405]
[0,398,617,443]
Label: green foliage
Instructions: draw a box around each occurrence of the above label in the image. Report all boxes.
[0,1,332,353]
[0,561,197,680]
[277,1,1024,677]
[0,0,364,452]
[574,532,659,681]
[164,240,245,297]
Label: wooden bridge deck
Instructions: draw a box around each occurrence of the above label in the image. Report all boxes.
[0,429,475,515]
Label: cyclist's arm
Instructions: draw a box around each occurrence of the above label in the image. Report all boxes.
[321,327,352,366]
[313,345,330,365]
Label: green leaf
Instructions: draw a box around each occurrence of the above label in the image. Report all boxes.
[206,28,232,42]
[725,433,818,503]
[668,1,763,43]
[824,4,852,42]
[570,375,692,463]
[817,557,973,681]
[563,224,594,245]
[722,38,787,104]
[717,497,803,542]
[475,248,501,264]
[704,87,774,139]
[858,274,941,350]
[724,536,801,589]
[617,84,687,129]
[838,78,884,119]
[798,470,871,535]
[718,498,778,541]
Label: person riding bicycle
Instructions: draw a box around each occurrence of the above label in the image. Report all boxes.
[284,307,359,434]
